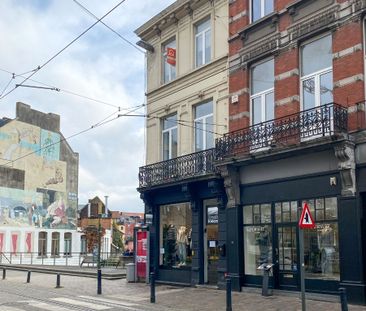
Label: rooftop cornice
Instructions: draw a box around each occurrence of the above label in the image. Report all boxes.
[134,0,210,40]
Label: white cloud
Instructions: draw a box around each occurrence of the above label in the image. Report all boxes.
[0,0,176,212]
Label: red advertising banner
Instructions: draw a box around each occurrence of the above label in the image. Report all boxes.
[11,233,18,255]
[26,232,32,253]
[166,47,176,66]
[136,231,147,278]
[0,233,3,252]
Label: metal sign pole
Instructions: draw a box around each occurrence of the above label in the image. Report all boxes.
[299,227,306,311]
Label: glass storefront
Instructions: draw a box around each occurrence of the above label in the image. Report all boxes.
[243,197,339,281]
[243,203,272,275]
[160,202,192,268]
[302,197,339,280]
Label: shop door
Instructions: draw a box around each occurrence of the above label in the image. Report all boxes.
[206,206,219,284]
[275,225,298,290]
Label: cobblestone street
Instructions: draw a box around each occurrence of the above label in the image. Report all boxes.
[0,270,366,311]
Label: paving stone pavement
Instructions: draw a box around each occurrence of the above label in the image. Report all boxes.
[1,270,366,311]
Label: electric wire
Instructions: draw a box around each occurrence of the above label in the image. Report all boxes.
[0,0,127,101]
[0,108,142,168]
[0,67,145,111]
[72,0,144,54]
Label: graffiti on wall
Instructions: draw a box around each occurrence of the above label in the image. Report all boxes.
[40,129,60,161]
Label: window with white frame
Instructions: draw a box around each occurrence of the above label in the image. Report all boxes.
[251,59,274,125]
[64,232,72,256]
[162,114,178,160]
[38,232,47,256]
[194,101,214,151]
[251,0,274,22]
[163,38,176,83]
[301,35,333,111]
[195,18,211,67]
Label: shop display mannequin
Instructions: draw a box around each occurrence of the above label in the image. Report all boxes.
[166,224,177,266]
[177,226,188,265]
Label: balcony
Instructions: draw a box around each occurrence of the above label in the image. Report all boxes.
[139,148,217,188]
[216,103,348,160]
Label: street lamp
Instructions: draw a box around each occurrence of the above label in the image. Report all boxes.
[97,202,102,295]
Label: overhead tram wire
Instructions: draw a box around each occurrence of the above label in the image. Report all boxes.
[0,0,127,101]
[72,0,144,54]
[0,109,144,168]
[0,67,146,112]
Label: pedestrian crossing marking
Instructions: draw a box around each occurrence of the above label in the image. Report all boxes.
[0,307,25,311]
[28,301,73,311]
[51,297,112,310]
[79,295,138,307]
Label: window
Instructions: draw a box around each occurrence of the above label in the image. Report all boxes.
[38,232,47,256]
[80,235,87,254]
[160,203,192,268]
[162,114,178,160]
[301,198,339,280]
[64,232,72,256]
[195,18,211,67]
[51,232,60,256]
[194,101,214,151]
[243,204,272,275]
[251,59,274,125]
[301,35,333,111]
[163,38,176,83]
[252,0,274,22]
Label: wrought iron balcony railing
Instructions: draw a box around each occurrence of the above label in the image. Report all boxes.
[139,148,217,188]
[216,103,348,159]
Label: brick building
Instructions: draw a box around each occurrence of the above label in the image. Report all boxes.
[221,0,366,304]
[137,0,366,304]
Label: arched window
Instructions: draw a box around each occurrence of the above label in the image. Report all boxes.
[38,232,47,256]
[51,232,60,256]
[64,232,72,256]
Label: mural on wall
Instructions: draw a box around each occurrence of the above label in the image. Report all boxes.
[0,187,76,229]
[0,121,77,231]
[40,129,60,161]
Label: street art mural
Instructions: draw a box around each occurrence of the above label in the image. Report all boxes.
[0,121,77,230]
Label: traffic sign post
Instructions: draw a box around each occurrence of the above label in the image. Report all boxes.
[298,203,316,311]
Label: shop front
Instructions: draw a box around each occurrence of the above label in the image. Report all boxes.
[141,179,226,287]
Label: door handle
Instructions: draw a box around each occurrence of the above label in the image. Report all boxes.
[275,248,278,256]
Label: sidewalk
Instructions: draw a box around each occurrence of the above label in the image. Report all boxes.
[113,281,366,311]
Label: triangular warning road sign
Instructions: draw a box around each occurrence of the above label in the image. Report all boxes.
[299,202,315,229]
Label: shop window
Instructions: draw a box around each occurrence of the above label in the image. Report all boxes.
[251,59,274,125]
[160,203,192,268]
[251,0,274,22]
[51,232,60,256]
[194,101,214,151]
[301,197,339,280]
[275,201,298,223]
[301,35,333,111]
[38,232,47,256]
[64,232,72,256]
[162,114,178,160]
[163,38,176,83]
[195,18,211,67]
[243,204,272,275]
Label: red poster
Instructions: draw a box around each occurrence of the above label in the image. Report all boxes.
[136,231,147,278]
[26,233,32,253]
[11,233,18,255]
[166,47,176,66]
[0,233,3,252]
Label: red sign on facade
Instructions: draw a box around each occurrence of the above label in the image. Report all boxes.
[299,202,316,229]
[136,231,147,278]
[166,47,176,66]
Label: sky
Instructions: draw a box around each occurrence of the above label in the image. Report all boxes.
[0,0,176,212]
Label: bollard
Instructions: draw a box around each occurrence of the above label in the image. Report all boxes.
[56,273,61,288]
[97,269,102,295]
[339,288,348,311]
[226,276,232,311]
[2,268,5,280]
[26,271,31,283]
[150,272,156,303]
